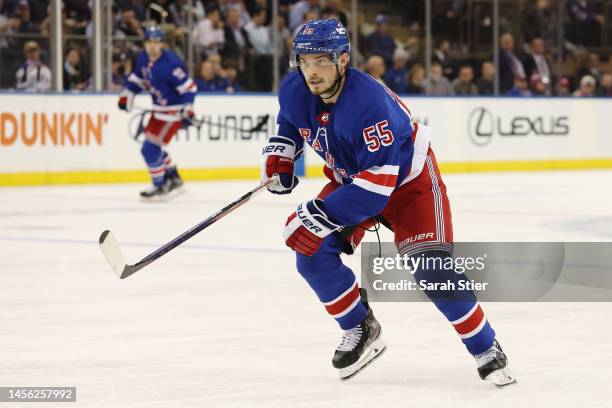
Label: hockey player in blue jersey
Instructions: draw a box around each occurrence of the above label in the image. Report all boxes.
[260,19,515,386]
[118,26,197,199]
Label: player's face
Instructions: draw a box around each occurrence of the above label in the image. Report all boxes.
[144,40,164,59]
[299,54,341,95]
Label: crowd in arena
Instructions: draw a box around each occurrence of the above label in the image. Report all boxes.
[1,0,612,97]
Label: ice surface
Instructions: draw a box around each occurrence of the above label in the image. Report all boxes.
[1,170,611,407]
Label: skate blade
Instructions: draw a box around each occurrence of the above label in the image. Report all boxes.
[140,194,169,203]
[139,187,186,203]
[484,367,517,387]
[339,338,387,381]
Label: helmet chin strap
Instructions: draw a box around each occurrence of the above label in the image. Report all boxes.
[319,63,345,103]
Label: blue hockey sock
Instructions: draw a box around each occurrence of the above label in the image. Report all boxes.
[411,250,495,355]
[296,234,368,329]
[141,140,165,187]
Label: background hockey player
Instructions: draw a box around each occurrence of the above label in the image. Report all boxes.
[261,19,516,386]
[118,26,197,199]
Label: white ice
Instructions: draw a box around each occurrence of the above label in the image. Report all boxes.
[1,170,612,408]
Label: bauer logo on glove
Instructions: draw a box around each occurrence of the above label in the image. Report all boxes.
[283,199,341,256]
[261,135,300,194]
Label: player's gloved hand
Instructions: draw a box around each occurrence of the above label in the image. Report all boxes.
[261,136,299,194]
[283,199,341,256]
[180,104,195,127]
[118,90,134,112]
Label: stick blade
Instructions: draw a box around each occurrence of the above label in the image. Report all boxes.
[99,230,128,278]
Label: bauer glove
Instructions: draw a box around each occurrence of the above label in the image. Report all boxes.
[261,136,299,194]
[283,199,341,256]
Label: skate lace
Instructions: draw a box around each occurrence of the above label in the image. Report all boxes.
[337,326,363,352]
[475,344,501,367]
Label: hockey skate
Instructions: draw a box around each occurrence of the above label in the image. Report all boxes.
[475,340,516,387]
[165,166,185,193]
[140,180,171,201]
[332,309,387,380]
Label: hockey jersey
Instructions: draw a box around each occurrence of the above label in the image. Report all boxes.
[126,49,197,107]
[277,67,431,226]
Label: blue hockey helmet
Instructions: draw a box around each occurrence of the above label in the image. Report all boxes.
[144,26,164,42]
[291,19,350,67]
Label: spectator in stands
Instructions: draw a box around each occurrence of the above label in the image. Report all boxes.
[356,10,374,37]
[506,74,532,97]
[168,0,203,44]
[6,0,38,50]
[25,0,48,25]
[405,63,425,95]
[384,47,409,94]
[476,61,495,95]
[577,52,602,85]
[223,59,242,93]
[573,74,596,97]
[124,0,146,22]
[221,1,251,27]
[115,5,143,39]
[207,53,226,80]
[64,0,90,35]
[15,40,51,92]
[555,77,571,96]
[288,0,319,31]
[566,0,602,46]
[365,14,395,67]
[221,7,252,70]
[321,6,341,23]
[169,0,204,25]
[529,73,548,96]
[272,13,291,77]
[597,73,612,97]
[192,6,225,57]
[499,33,525,93]
[365,55,386,85]
[245,6,272,91]
[521,0,555,44]
[63,47,88,91]
[110,52,131,92]
[433,38,453,79]
[451,65,478,95]
[195,60,227,92]
[324,0,348,28]
[245,6,271,55]
[523,37,552,93]
[423,62,453,95]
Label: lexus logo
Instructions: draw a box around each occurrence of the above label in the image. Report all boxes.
[467,107,494,146]
[467,107,570,146]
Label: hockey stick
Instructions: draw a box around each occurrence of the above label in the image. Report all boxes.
[99,176,277,279]
[133,106,269,133]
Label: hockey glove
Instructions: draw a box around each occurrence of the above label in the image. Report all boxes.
[261,135,299,194]
[283,199,341,256]
[118,90,134,112]
[181,104,195,127]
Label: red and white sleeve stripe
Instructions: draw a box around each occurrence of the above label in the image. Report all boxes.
[352,165,399,196]
[127,73,146,89]
[176,78,197,94]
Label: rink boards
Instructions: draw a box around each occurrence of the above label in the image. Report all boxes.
[1,93,612,185]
